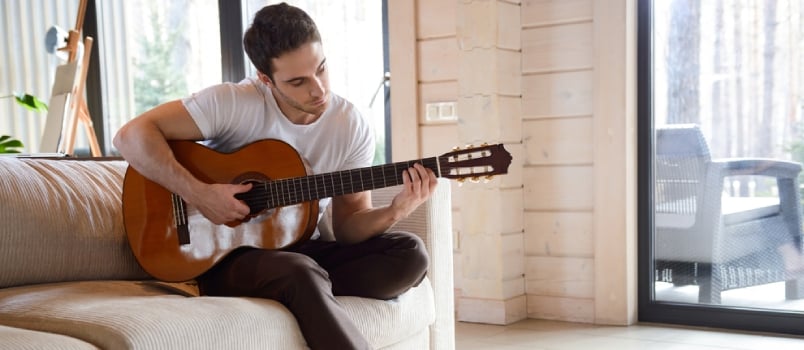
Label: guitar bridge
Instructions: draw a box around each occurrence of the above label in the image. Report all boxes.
[171,193,191,245]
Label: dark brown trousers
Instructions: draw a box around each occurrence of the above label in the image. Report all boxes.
[197,231,430,350]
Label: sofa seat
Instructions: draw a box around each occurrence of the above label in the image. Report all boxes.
[0,278,433,349]
[0,324,98,350]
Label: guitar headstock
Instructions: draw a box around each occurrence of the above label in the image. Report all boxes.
[439,143,512,183]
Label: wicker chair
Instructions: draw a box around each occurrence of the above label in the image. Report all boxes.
[654,124,804,304]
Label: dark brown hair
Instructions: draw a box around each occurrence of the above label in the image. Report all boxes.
[243,3,321,81]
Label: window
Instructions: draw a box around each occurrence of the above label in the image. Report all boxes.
[639,0,804,335]
[2,0,388,161]
[96,0,222,152]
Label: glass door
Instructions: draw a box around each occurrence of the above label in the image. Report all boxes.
[640,0,804,335]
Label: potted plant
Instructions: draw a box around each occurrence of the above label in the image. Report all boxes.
[1,93,48,154]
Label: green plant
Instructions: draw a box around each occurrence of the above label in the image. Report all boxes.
[3,93,48,113]
[0,135,23,153]
[1,93,48,154]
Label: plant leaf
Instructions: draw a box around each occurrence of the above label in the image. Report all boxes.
[14,93,48,112]
[0,135,24,154]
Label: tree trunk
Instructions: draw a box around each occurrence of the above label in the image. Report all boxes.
[666,0,701,125]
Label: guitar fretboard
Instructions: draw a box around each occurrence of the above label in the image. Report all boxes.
[236,157,441,212]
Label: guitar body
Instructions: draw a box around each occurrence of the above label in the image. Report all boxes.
[123,140,319,282]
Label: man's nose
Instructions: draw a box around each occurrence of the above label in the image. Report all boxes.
[310,77,325,97]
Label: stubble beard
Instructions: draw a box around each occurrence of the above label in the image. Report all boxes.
[274,87,329,118]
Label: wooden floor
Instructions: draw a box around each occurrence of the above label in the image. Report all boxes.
[456,318,804,349]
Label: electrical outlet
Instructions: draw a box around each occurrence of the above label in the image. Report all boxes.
[425,101,457,122]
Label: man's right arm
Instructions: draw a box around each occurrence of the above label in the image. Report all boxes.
[113,100,251,224]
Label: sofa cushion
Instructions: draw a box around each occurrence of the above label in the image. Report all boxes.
[0,277,434,349]
[0,158,148,288]
[0,324,98,350]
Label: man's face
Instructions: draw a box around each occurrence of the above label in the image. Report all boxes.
[263,41,330,119]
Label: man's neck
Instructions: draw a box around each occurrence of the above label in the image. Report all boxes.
[273,93,320,125]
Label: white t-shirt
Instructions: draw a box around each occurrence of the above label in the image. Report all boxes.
[181,77,375,238]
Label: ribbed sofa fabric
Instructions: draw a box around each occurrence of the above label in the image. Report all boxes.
[0,279,434,349]
[0,324,98,350]
[0,159,148,288]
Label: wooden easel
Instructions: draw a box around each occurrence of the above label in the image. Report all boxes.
[52,0,102,156]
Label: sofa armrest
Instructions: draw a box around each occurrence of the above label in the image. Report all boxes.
[370,178,455,350]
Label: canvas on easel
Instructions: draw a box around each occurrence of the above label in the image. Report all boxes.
[38,0,101,156]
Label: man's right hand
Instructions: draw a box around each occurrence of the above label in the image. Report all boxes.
[186,182,254,225]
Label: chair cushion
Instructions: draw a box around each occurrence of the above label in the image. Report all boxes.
[0,278,434,350]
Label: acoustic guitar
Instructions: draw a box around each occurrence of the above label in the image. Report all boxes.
[122,139,512,282]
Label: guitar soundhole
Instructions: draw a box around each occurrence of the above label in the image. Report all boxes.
[232,172,276,219]
[233,171,270,185]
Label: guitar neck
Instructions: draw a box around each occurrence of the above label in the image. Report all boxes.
[240,157,441,211]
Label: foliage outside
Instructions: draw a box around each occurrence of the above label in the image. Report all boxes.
[133,1,187,116]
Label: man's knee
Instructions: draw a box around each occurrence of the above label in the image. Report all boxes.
[254,253,331,300]
[385,231,430,285]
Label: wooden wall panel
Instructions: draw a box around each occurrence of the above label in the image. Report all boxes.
[420,123,459,156]
[388,0,419,161]
[418,0,456,39]
[521,0,593,27]
[526,295,594,323]
[418,38,459,82]
[523,166,593,211]
[523,117,593,165]
[522,22,593,73]
[524,211,593,257]
[525,256,594,298]
[522,70,593,118]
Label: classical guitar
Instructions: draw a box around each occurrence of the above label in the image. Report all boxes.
[122,139,512,282]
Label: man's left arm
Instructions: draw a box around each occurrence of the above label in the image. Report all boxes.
[331,163,438,244]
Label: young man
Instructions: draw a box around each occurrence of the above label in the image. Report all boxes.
[113,3,437,349]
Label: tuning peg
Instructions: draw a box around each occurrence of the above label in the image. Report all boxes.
[484,175,494,183]
[470,176,480,183]
[457,178,465,187]
[452,146,462,151]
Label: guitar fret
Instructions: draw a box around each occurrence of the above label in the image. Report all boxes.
[282,180,289,206]
[296,178,301,202]
[359,168,365,192]
[305,177,311,202]
[338,171,344,196]
[293,179,298,203]
[370,166,376,190]
[329,173,335,196]
[314,174,320,199]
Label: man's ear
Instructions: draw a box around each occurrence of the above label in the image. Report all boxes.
[257,72,275,88]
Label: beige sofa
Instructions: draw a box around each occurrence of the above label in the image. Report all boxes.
[0,157,455,350]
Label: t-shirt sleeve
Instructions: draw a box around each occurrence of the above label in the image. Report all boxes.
[181,84,237,140]
[342,109,376,170]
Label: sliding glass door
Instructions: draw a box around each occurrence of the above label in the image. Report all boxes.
[639,0,804,334]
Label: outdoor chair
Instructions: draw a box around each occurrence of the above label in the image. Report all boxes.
[654,124,804,304]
